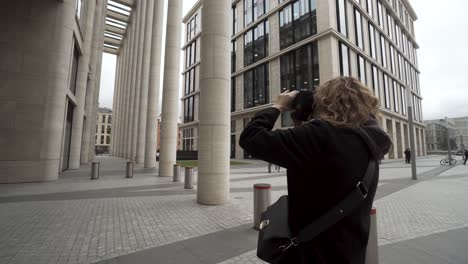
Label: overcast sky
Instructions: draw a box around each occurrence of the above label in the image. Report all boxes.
[99,0,468,120]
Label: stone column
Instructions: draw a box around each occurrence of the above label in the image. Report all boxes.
[111,55,122,156]
[117,41,128,157]
[69,0,96,169]
[131,1,145,161]
[145,0,165,168]
[0,0,77,183]
[124,20,136,159]
[89,1,108,160]
[197,0,231,205]
[136,0,154,164]
[159,0,183,176]
[81,0,104,163]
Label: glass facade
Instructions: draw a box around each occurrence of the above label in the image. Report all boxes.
[354,8,364,50]
[339,42,350,76]
[358,55,366,84]
[280,42,320,92]
[244,0,269,26]
[244,64,269,109]
[279,0,317,49]
[244,20,269,66]
[183,96,194,123]
[70,45,79,94]
[337,0,348,37]
[369,24,376,59]
[280,43,319,126]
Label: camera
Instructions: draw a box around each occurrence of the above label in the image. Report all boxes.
[290,91,314,122]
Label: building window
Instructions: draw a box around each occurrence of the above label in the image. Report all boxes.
[231,78,236,112]
[358,55,367,84]
[280,42,320,92]
[339,42,350,76]
[107,125,111,134]
[184,68,196,96]
[337,0,348,37]
[101,135,104,144]
[279,0,317,49]
[70,45,79,94]
[366,0,373,18]
[244,0,269,26]
[377,0,383,28]
[183,96,195,123]
[390,45,395,74]
[186,42,197,68]
[244,63,269,109]
[102,115,106,124]
[393,80,399,113]
[369,24,376,59]
[101,125,105,134]
[380,35,387,68]
[280,43,319,127]
[387,14,393,40]
[383,74,391,109]
[372,65,379,98]
[186,15,198,41]
[108,115,112,124]
[244,20,269,66]
[76,0,83,19]
[232,41,236,72]
[182,128,194,151]
[354,8,364,50]
[106,136,111,145]
[233,6,237,35]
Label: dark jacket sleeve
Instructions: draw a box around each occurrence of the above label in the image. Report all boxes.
[239,107,326,169]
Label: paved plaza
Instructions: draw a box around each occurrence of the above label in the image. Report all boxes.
[0,155,467,264]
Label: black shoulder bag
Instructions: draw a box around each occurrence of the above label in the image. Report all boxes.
[256,158,377,263]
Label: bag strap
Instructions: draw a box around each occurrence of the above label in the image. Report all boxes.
[294,159,376,244]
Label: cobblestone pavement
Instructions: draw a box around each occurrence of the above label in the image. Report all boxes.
[0,156,467,264]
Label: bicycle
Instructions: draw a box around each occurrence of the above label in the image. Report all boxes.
[440,157,457,166]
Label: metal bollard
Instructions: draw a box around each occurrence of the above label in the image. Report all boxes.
[91,162,100,180]
[173,164,181,182]
[184,167,194,189]
[366,208,379,264]
[253,183,271,230]
[126,161,134,178]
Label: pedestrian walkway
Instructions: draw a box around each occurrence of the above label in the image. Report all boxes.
[0,155,466,264]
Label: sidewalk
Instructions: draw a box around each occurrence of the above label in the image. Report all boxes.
[0,155,467,264]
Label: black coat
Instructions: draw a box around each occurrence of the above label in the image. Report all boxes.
[240,108,392,263]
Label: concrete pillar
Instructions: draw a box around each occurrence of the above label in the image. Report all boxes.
[89,1,108,160]
[81,0,104,163]
[117,40,128,157]
[110,56,118,155]
[115,44,125,157]
[121,36,131,157]
[145,0,165,168]
[69,0,96,169]
[197,0,232,205]
[136,0,154,164]
[130,1,145,161]
[0,0,77,182]
[124,20,136,159]
[159,0,183,177]
[111,55,122,156]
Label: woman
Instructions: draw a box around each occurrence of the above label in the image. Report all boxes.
[240,77,392,263]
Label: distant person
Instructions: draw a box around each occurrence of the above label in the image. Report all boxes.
[404,148,411,164]
[464,149,468,165]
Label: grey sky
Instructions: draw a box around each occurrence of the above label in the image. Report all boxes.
[99,0,468,120]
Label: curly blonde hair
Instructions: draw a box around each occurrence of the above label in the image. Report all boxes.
[313,77,380,128]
